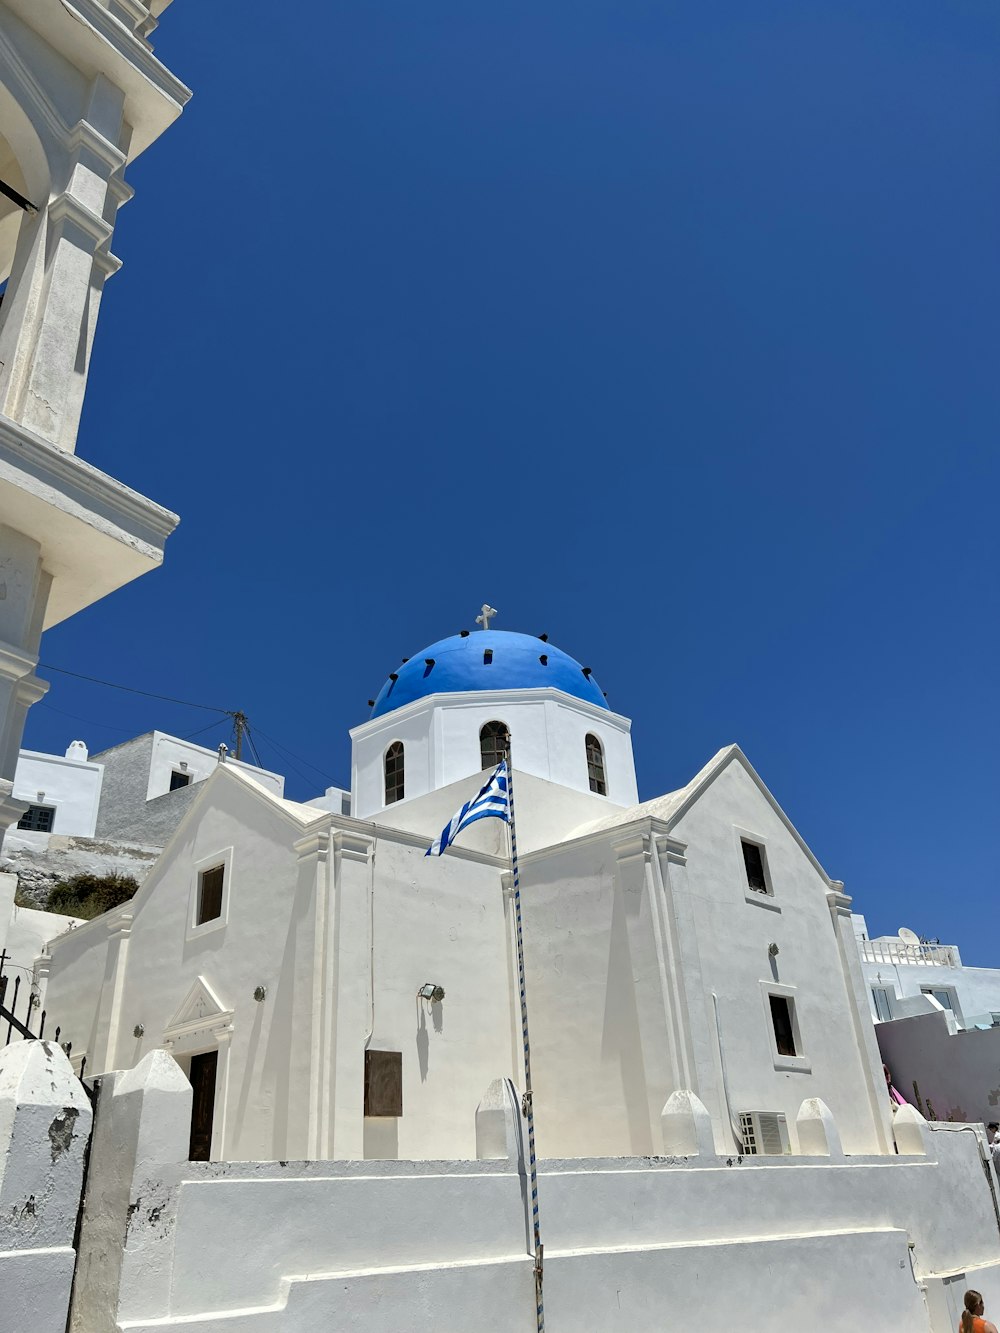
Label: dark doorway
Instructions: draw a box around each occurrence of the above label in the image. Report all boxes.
[188,1050,218,1161]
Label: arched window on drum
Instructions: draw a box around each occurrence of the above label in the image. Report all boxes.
[384,741,405,804]
[480,721,510,770]
[585,733,606,795]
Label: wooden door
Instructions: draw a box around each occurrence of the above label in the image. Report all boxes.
[188,1049,218,1161]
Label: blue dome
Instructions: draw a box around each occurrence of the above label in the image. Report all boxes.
[370,630,609,719]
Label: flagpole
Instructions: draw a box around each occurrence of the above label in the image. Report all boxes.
[504,753,544,1333]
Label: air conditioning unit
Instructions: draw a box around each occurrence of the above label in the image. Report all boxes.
[739,1110,790,1156]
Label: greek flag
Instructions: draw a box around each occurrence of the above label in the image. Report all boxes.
[426,761,510,856]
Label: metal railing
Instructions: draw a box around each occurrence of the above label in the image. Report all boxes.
[859,939,958,968]
[0,950,86,1080]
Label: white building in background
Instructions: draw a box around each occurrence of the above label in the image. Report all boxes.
[0,0,189,839]
[853,915,1000,1126]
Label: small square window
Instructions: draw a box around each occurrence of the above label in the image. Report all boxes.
[17,804,55,832]
[197,865,225,925]
[769,994,797,1057]
[921,987,953,1011]
[741,839,769,894]
[170,770,192,792]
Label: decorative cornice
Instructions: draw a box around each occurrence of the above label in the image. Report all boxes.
[48,191,114,248]
[92,248,122,277]
[0,640,39,682]
[333,829,374,864]
[293,828,332,864]
[520,814,673,867]
[0,411,179,546]
[68,119,127,175]
[654,833,688,867]
[611,830,651,867]
[350,686,632,739]
[826,883,853,917]
[51,0,192,112]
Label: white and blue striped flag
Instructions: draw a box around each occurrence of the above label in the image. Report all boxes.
[425,761,510,856]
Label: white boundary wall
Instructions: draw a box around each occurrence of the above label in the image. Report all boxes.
[65,1061,1000,1333]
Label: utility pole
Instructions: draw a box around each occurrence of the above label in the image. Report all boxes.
[229,711,249,762]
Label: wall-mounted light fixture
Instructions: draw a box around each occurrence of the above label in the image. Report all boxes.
[417,983,445,1003]
[133,1023,145,1038]
[768,942,780,958]
[253,985,267,1002]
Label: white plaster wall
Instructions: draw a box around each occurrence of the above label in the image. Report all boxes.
[351,688,636,818]
[862,957,1000,1029]
[520,759,888,1159]
[876,1009,1000,1124]
[87,1134,1000,1333]
[145,733,284,800]
[12,748,103,836]
[357,837,514,1160]
[669,761,887,1153]
[4,901,81,980]
[43,773,515,1162]
[374,767,621,855]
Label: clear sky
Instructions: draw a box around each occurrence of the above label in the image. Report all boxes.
[25,1,1000,960]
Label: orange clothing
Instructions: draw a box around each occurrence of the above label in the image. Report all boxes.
[960,1318,988,1333]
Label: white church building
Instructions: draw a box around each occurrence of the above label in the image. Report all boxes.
[39,627,897,1163]
[28,624,1000,1332]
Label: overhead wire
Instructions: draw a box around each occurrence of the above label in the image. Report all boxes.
[38,663,229,715]
[35,701,136,736]
[38,661,341,793]
[250,725,339,789]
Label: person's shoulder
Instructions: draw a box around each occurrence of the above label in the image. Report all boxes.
[984,1319,999,1333]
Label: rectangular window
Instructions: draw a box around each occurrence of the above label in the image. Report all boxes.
[16,804,55,832]
[921,987,953,1010]
[364,1049,403,1117]
[169,770,192,791]
[741,839,768,894]
[871,986,893,1023]
[197,865,225,925]
[769,994,797,1057]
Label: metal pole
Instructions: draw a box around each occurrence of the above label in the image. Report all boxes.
[505,754,544,1332]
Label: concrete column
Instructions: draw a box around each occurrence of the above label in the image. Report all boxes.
[0,524,50,838]
[89,916,132,1074]
[652,834,732,1150]
[6,78,127,452]
[330,829,375,1160]
[0,1041,92,1333]
[69,1050,191,1333]
[827,884,894,1154]
[608,831,675,1155]
[285,827,333,1160]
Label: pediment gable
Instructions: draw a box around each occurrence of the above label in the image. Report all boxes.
[163,974,233,1042]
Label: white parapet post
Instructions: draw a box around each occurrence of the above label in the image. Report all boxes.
[69,1049,192,1333]
[0,1040,92,1333]
[476,1077,524,1162]
[892,1103,934,1157]
[660,1089,717,1158]
[796,1098,845,1159]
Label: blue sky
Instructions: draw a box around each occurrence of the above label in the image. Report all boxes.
[26,1,1000,959]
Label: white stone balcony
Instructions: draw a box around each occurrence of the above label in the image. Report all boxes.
[859,938,959,968]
